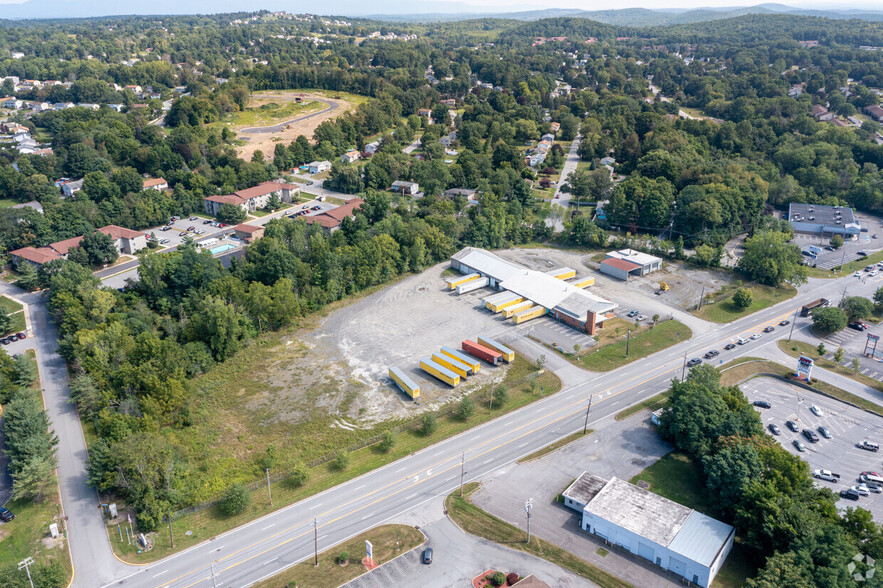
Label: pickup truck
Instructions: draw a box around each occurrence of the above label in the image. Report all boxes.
[813,469,841,482]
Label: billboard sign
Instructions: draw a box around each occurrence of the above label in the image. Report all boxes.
[796,355,814,381]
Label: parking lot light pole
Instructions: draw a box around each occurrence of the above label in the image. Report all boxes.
[626,329,630,358]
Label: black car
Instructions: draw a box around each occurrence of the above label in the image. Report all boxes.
[686,358,702,367]
[422,547,433,564]
[0,507,14,522]
[203,219,213,224]
[779,320,790,326]
[724,343,736,350]
[763,326,775,333]
[802,429,820,443]
[849,322,867,331]
[824,246,835,251]
[753,400,771,409]
[704,350,719,360]
[786,420,800,433]
[0,338,9,345]
[841,489,860,501]
[818,426,832,439]
[768,423,781,436]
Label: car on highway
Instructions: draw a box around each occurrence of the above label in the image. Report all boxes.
[0,507,14,522]
[768,423,781,435]
[627,310,639,317]
[724,343,736,350]
[753,400,771,409]
[763,326,775,333]
[750,333,762,340]
[810,405,823,417]
[841,488,860,500]
[779,320,790,326]
[704,350,720,360]
[802,429,820,443]
[793,439,806,452]
[686,358,702,367]
[818,426,832,439]
[786,420,800,433]
[737,338,749,345]
[422,548,433,564]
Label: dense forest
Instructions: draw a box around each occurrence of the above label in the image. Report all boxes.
[2,9,883,583]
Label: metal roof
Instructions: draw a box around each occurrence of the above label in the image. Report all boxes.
[563,472,608,505]
[788,203,860,230]
[453,248,523,282]
[600,257,641,272]
[667,511,735,567]
[605,249,661,267]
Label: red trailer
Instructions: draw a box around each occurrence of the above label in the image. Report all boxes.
[462,339,502,366]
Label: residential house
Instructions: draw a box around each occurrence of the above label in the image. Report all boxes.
[78,103,100,111]
[125,85,143,95]
[549,122,561,133]
[811,104,834,121]
[417,108,432,117]
[61,179,84,198]
[865,105,883,123]
[364,141,381,154]
[107,104,125,112]
[53,102,75,110]
[10,52,24,60]
[142,177,169,191]
[11,201,44,214]
[29,101,51,112]
[1,97,23,109]
[233,223,265,243]
[390,180,419,195]
[0,122,28,134]
[848,116,863,127]
[440,98,456,107]
[444,188,477,201]
[203,180,299,215]
[9,224,146,267]
[99,224,148,254]
[341,150,360,164]
[308,160,332,174]
[305,198,364,234]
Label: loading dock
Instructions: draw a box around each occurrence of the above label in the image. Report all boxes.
[455,277,489,294]
[446,272,481,290]
[502,300,533,318]
[513,305,547,324]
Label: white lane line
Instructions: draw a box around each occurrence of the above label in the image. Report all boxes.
[394,467,407,473]
[153,570,169,578]
[354,484,366,491]
[265,557,279,564]
[433,450,446,457]
[309,503,320,510]
[518,442,529,448]
[261,523,275,530]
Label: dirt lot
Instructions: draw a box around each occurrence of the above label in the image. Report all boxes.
[233,91,356,161]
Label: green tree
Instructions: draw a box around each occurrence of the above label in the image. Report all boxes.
[834,347,845,363]
[565,216,607,247]
[217,203,247,224]
[560,168,611,203]
[840,296,874,320]
[15,262,41,291]
[421,412,438,437]
[0,311,13,336]
[12,354,37,387]
[702,442,763,514]
[491,384,509,409]
[830,234,844,248]
[378,430,397,453]
[732,288,753,309]
[288,462,310,488]
[77,230,120,266]
[456,397,475,421]
[853,357,861,373]
[874,287,883,310]
[812,307,847,335]
[817,342,826,356]
[693,244,721,268]
[219,482,251,516]
[11,454,56,502]
[737,231,807,287]
[331,450,350,471]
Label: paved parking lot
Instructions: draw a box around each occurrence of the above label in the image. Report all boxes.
[742,378,883,518]
[521,316,596,351]
[343,545,423,588]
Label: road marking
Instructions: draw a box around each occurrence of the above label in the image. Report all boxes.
[308,504,320,510]
[354,484,366,491]
[394,467,407,473]
[153,570,169,578]
[518,442,529,448]
[433,450,445,456]
[262,524,275,530]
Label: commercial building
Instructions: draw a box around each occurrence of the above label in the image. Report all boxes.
[786,203,861,239]
[450,247,616,334]
[599,249,662,281]
[563,473,734,588]
[203,181,300,216]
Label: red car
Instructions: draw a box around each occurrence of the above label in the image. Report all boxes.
[16,332,26,340]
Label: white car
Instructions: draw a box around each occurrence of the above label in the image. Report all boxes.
[872,271,879,277]
[810,405,823,417]
[853,485,871,496]
[855,272,862,277]
[737,337,749,345]
[750,333,762,340]
[636,315,647,321]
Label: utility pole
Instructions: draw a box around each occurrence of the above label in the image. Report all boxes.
[524,498,533,544]
[681,352,687,381]
[210,562,217,588]
[698,286,705,310]
[788,309,798,342]
[314,518,319,567]
[583,394,593,435]
[18,557,34,588]
[266,468,273,506]
[625,329,631,358]
[168,510,174,549]
[459,452,466,497]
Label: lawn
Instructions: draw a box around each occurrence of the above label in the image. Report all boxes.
[693,284,797,323]
[1,311,26,336]
[0,295,23,316]
[0,197,19,209]
[446,483,632,588]
[107,349,561,562]
[614,390,670,421]
[223,100,323,128]
[253,524,424,588]
[777,340,883,403]
[578,320,692,372]
[518,430,593,463]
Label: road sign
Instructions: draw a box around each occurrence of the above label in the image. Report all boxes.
[796,355,814,381]
[366,540,373,561]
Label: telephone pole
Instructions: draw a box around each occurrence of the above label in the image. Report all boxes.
[18,557,34,588]
[787,309,798,342]
[459,452,466,496]
[266,468,273,506]
[524,498,534,544]
[681,352,687,381]
[583,394,593,435]
[168,510,174,549]
[314,518,319,567]
[625,329,631,358]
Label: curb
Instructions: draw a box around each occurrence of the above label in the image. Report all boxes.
[339,528,427,587]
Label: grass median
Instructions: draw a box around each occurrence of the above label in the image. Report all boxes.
[253,524,424,588]
[693,284,796,323]
[446,483,632,588]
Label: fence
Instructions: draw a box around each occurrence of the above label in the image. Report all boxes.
[171,368,544,520]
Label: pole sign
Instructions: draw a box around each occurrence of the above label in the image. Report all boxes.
[796,355,814,381]
[366,540,373,561]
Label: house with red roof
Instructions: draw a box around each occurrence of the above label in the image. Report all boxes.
[142,177,169,191]
[203,181,300,216]
[305,198,364,234]
[9,225,147,268]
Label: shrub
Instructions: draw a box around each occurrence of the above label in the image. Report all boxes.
[338,551,349,564]
[491,385,509,409]
[491,571,507,586]
[817,342,826,356]
[456,397,475,421]
[732,288,753,309]
[421,412,438,437]
[378,430,397,453]
[288,461,310,488]
[331,451,350,471]
[507,572,519,585]
[219,482,251,516]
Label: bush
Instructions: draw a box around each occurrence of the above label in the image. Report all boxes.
[456,397,475,421]
[378,430,397,453]
[288,461,310,488]
[491,571,507,586]
[507,572,519,585]
[331,450,350,471]
[421,412,438,437]
[732,288,753,309]
[219,482,251,516]
[338,551,349,565]
[491,385,509,409]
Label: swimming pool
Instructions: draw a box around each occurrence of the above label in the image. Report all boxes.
[209,243,237,255]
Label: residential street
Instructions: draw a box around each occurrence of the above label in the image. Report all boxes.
[547,135,581,232]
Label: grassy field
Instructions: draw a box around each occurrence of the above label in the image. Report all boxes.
[518,430,593,463]
[0,295,23,316]
[108,348,561,562]
[614,391,670,421]
[0,197,19,209]
[693,284,797,323]
[224,100,324,128]
[446,483,632,588]
[253,524,424,588]
[629,453,754,587]
[579,320,692,372]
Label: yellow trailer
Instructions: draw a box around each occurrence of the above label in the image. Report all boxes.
[440,346,480,374]
[482,291,515,308]
[432,353,470,378]
[420,358,460,387]
[513,305,547,324]
[446,272,481,290]
[477,337,515,363]
[389,366,420,399]
[486,292,521,312]
[492,297,526,313]
[502,300,534,318]
[571,277,595,288]
[547,267,576,280]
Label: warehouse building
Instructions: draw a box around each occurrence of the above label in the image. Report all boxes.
[786,203,861,239]
[563,473,734,588]
[450,247,616,334]
[599,249,662,281]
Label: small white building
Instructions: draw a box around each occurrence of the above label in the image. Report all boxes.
[364,141,381,154]
[308,160,331,174]
[391,180,419,195]
[61,179,84,198]
[564,473,734,588]
[341,150,360,164]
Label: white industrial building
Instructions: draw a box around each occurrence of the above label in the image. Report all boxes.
[563,473,734,588]
[450,247,616,334]
[599,249,662,281]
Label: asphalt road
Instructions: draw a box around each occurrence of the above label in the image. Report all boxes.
[547,135,581,233]
[93,273,883,588]
[239,98,336,134]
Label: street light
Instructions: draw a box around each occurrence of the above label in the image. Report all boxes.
[524,498,533,544]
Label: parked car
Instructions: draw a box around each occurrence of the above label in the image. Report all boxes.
[203,219,213,224]
[793,439,806,452]
[159,239,170,244]
[813,469,840,481]
[779,320,791,326]
[753,400,771,408]
[311,206,321,211]
[866,483,883,494]
[857,440,880,452]
[849,322,867,331]
[855,272,862,277]
[853,485,871,496]
[627,310,639,317]
[861,471,882,478]
[15,333,25,340]
[763,326,775,333]
[802,429,820,443]
[768,423,781,435]
[0,338,9,345]
[818,426,832,439]
[824,246,835,251]
[724,343,736,350]
[636,315,647,321]
[810,405,823,417]
[0,507,14,521]
[841,489,860,500]
[686,358,702,367]
[422,548,433,564]
[786,420,800,432]
[186,226,195,231]
[160,226,171,231]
